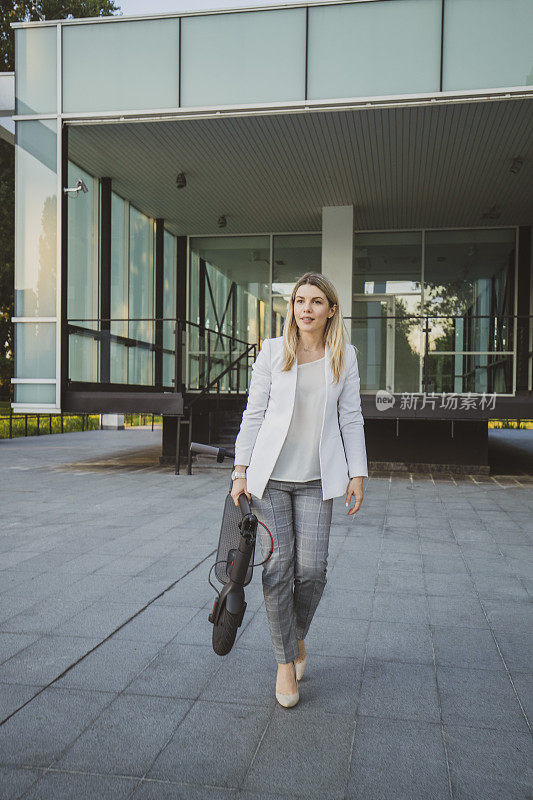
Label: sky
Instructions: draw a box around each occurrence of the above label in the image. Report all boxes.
[115,0,338,15]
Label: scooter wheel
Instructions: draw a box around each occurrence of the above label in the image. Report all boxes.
[212,605,240,656]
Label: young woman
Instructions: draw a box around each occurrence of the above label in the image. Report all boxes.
[231,272,368,708]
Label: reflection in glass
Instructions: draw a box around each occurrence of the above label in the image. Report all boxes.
[67,162,99,382]
[443,0,533,91]
[15,26,57,115]
[308,0,441,100]
[189,236,270,392]
[15,384,56,404]
[15,322,56,379]
[163,230,177,388]
[62,19,180,113]
[110,192,129,384]
[129,206,154,386]
[15,120,57,317]
[272,234,321,337]
[181,9,305,107]
[424,229,515,394]
[425,354,514,395]
[353,232,422,392]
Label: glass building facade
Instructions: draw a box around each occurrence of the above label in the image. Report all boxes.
[10,0,533,411]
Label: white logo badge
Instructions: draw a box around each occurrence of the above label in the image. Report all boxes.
[375,390,395,411]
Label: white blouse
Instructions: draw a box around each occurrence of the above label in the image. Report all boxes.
[270,356,326,482]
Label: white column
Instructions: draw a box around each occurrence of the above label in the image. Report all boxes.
[101,414,125,430]
[321,205,354,321]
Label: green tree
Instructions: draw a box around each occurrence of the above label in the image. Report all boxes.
[0,0,121,400]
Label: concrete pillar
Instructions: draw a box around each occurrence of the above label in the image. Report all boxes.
[321,205,354,321]
[101,414,124,430]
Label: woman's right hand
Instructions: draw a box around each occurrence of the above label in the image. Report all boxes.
[231,477,251,507]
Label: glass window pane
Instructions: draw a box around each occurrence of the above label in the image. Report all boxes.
[272,235,322,337]
[424,229,516,393]
[129,206,154,385]
[67,163,99,383]
[163,230,177,388]
[15,322,56,378]
[62,19,180,113]
[443,0,533,91]
[15,26,57,115]
[181,9,305,107]
[308,0,441,101]
[189,236,270,391]
[15,120,57,317]
[110,192,128,384]
[15,384,56,404]
[353,232,423,394]
[67,162,99,321]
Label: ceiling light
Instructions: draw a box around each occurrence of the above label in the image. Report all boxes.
[176,172,187,189]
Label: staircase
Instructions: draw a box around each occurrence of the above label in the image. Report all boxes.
[210,405,247,451]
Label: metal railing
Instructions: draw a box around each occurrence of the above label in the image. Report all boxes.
[67,317,256,395]
[345,313,532,395]
[0,413,97,440]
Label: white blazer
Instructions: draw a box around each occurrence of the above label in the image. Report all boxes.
[234,336,368,501]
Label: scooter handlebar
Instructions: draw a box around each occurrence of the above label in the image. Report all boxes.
[190,442,235,462]
[238,491,252,516]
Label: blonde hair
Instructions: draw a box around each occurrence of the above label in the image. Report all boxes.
[281,272,352,384]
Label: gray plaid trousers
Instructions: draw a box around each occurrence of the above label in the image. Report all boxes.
[250,478,334,664]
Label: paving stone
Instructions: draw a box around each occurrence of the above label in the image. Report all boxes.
[132,780,238,799]
[125,642,224,700]
[0,767,43,799]
[345,716,449,800]
[358,661,440,723]
[0,682,42,720]
[444,725,533,800]
[371,593,429,625]
[427,596,488,629]
[482,598,533,632]
[0,598,93,635]
[0,635,101,686]
[146,700,272,788]
[436,665,530,732]
[242,707,354,799]
[54,693,191,777]
[365,621,434,666]
[20,771,138,799]
[432,626,504,671]
[0,686,116,767]
[509,671,533,722]
[55,638,164,692]
[0,632,42,664]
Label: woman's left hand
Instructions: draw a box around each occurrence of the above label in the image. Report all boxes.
[345,477,364,516]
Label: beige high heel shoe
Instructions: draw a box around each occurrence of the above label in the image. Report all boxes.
[275,661,299,708]
[294,638,307,681]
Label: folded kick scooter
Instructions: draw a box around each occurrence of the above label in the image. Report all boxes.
[189,442,273,656]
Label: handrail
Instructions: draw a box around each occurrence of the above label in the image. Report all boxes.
[188,342,257,409]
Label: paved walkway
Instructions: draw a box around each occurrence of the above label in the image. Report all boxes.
[0,430,532,799]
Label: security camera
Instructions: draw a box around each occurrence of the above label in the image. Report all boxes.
[63,178,89,196]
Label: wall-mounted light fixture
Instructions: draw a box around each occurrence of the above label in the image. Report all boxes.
[176,172,187,189]
[217,215,227,229]
[510,157,523,175]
